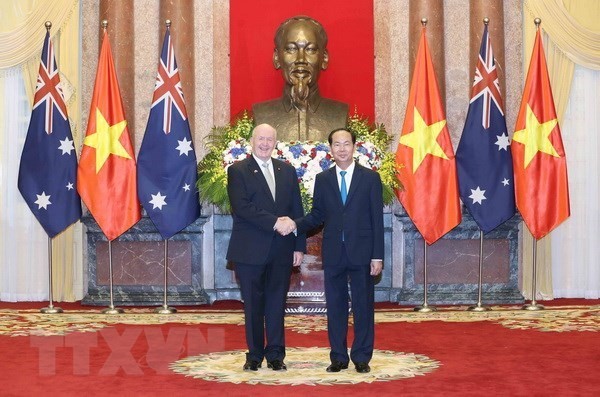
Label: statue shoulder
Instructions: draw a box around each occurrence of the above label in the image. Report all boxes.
[252,98,284,114]
[319,97,349,114]
[317,97,349,123]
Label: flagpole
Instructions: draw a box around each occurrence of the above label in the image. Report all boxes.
[415,240,436,312]
[40,237,63,314]
[522,239,544,310]
[468,230,491,312]
[102,240,124,314]
[155,238,177,314]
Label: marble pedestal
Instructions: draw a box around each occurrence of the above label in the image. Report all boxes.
[207,210,398,311]
[394,209,523,305]
[82,215,209,306]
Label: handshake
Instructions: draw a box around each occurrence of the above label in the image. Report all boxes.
[274,216,297,236]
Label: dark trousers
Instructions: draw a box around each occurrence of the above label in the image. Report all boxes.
[324,243,375,364]
[234,242,292,363]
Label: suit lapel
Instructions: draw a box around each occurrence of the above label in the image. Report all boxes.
[272,159,284,202]
[325,167,344,207]
[345,163,363,207]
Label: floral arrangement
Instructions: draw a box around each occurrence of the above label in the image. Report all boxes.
[197,112,401,213]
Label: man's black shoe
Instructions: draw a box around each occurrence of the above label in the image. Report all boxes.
[355,362,371,373]
[243,360,261,371]
[267,360,287,371]
[326,361,349,372]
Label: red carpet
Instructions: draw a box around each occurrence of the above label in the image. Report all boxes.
[0,300,599,396]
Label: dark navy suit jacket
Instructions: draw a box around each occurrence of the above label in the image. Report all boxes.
[295,162,384,267]
[226,156,306,265]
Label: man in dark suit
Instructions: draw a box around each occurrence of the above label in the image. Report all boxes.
[279,128,384,373]
[226,123,305,372]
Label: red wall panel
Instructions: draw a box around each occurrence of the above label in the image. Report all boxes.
[230,0,374,121]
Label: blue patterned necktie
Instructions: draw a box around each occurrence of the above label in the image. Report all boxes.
[340,170,348,204]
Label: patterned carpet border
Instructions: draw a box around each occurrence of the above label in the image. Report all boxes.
[0,305,598,337]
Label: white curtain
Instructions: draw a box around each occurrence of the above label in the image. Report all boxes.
[0,71,49,301]
[0,0,82,302]
[551,66,600,298]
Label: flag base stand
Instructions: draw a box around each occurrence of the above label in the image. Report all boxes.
[467,303,491,312]
[155,305,177,314]
[522,302,544,311]
[521,239,545,311]
[467,231,491,313]
[40,306,63,314]
[414,242,437,313]
[102,306,125,314]
[41,238,63,314]
[154,239,177,315]
[102,241,124,315]
[414,303,437,313]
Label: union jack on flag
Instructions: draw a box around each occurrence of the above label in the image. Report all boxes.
[32,32,68,134]
[151,30,188,134]
[137,27,200,239]
[471,25,504,129]
[18,30,82,238]
[455,24,515,233]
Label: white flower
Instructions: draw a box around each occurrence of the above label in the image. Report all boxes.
[222,140,382,198]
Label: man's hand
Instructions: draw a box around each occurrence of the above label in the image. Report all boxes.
[370,260,383,276]
[293,251,304,267]
[274,217,296,236]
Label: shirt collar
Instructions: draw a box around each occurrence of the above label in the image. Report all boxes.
[336,161,355,176]
[252,154,272,167]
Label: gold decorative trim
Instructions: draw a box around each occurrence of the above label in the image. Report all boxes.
[0,305,598,337]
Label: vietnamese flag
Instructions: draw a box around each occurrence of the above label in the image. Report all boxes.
[395,26,461,245]
[511,26,570,240]
[77,30,141,240]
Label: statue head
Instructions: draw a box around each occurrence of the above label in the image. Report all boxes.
[273,16,329,105]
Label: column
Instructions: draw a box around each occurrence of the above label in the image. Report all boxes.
[469,0,506,97]
[99,0,136,144]
[159,0,196,131]
[409,0,445,101]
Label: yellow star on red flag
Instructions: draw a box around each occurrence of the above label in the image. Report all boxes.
[511,27,569,240]
[83,108,131,173]
[77,29,141,241]
[400,108,448,172]
[394,26,461,245]
[512,105,559,168]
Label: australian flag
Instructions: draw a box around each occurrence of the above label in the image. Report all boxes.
[456,25,516,233]
[18,31,82,238]
[138,28,200,239]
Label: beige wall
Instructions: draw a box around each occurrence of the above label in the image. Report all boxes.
[81,0,523,159]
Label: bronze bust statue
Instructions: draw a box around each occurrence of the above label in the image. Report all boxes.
[252,16,348,142]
